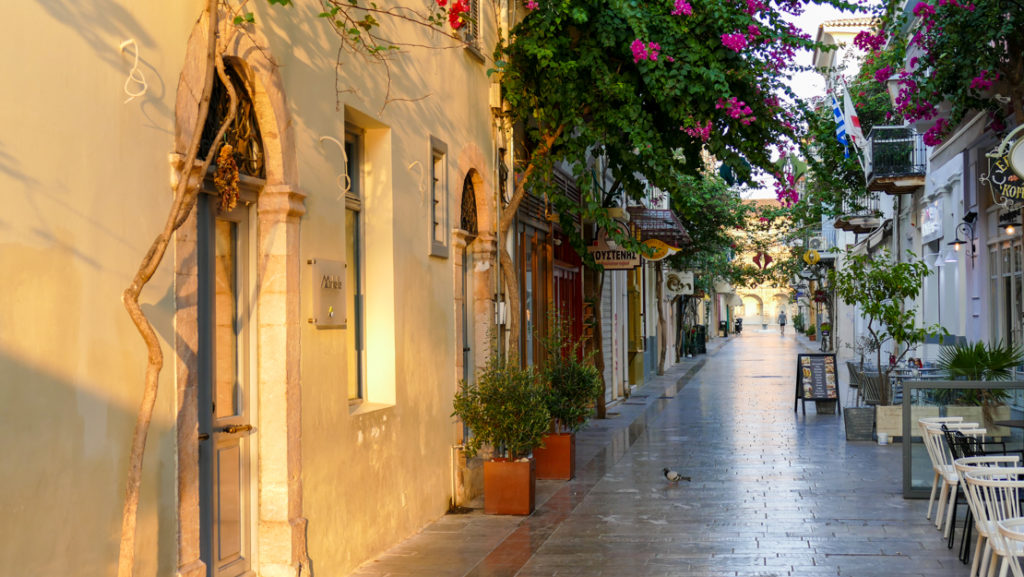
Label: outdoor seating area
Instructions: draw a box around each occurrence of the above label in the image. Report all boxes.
[918,416,1024,577]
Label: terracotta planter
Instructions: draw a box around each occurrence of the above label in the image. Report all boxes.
[808,334,816,341]
[534,432,575,480]
[484,458,536,515]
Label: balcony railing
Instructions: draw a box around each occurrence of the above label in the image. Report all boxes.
[865,126,927,194]
[834,192,883,233]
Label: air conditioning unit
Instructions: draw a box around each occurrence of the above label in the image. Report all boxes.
[807,236,827,251]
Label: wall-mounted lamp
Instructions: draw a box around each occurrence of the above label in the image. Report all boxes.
[947,214,976,264]
[999,210,1022,235]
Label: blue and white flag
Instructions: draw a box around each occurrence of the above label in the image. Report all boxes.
[830,92,849,158]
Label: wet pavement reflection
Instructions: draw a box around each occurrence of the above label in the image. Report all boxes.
[352,331,967,577]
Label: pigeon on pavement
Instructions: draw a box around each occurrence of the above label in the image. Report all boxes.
[663,468,691,482]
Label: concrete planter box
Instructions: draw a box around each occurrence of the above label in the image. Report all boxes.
[946,405,1011,439]
[875,405,940,440]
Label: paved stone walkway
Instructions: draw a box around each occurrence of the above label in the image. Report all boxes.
[351,330,968,577]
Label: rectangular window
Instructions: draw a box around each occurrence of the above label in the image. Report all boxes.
[462,0,480,48]
[345,128,365,401]
[429,136,449,258]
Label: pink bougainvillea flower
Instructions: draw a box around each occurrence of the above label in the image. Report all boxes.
[631,39,647,62]
[970,70,995,91]
[721,33,747,52]
[631,40,661,63]
[922,118,948,146]
[671,0,693,15]
[525,0,538,9]
[874,65,893,84]
[913,1,936,18]
[436,0,447,7]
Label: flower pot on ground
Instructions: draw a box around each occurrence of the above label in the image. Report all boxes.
[452,352,551,515]
[806,323,816,341]
[533,432,575,480]
[483,458,536,515]
[534,314,603,480]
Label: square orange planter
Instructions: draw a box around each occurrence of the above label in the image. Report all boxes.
[534,433,575,480]
[483,458,536,515]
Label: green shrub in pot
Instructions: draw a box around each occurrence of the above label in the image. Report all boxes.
[539,315,602,433]
[452,352,550,460]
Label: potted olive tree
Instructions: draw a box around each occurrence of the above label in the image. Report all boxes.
[534,315,602,480]
[453,352,550,515]
[830,248,945,440]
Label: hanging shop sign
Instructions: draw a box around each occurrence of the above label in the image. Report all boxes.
[641,238,680,261]
[587,223,641,270]
[665,271,694,296]
[983,126,1024,207]
[920,197,943,243]
[983,150,1024,204]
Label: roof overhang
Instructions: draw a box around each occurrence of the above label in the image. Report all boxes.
[626,207,691,248]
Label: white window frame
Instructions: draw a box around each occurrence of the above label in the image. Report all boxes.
[345,126,367,402]
[429,136,449,258]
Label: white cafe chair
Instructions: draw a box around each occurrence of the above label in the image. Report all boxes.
[964,468,1024,577]
[955,455,1020,577]
[997,517,1024,577]
[922,421,981,537]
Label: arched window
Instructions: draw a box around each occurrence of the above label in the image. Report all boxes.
[460,171,478,236]
[199,63,265,179]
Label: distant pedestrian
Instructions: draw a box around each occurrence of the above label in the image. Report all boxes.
[778,310,787,335]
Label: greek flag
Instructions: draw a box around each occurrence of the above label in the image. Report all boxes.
[831,92,849,158]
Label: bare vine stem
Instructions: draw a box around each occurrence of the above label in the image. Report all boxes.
[117,2,238,575]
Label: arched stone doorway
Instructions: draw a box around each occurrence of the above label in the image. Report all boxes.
[173,13,305,577]
[452,167,496,505]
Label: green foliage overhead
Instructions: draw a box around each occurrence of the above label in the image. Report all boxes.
[874,0,1024,145]
[498,0,861,238]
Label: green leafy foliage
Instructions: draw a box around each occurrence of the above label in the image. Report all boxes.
[875,0,1024,144]
[498,0,860,257]
[933,341,1023,409]
[452,353,551,460]
[938,341,1024,382]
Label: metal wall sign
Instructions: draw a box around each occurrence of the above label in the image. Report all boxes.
[665,271,694,296]
[308,258,346,327]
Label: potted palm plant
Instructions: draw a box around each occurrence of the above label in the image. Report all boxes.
[935,341,1023,436]
[534,315,602,480]
[452,352,551,515]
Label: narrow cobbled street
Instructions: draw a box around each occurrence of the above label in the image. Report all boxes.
[353,330,966,577]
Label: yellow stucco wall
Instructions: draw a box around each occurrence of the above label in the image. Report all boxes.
[1,1,497,575]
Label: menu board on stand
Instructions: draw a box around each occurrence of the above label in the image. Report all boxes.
[794,353,840,415]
